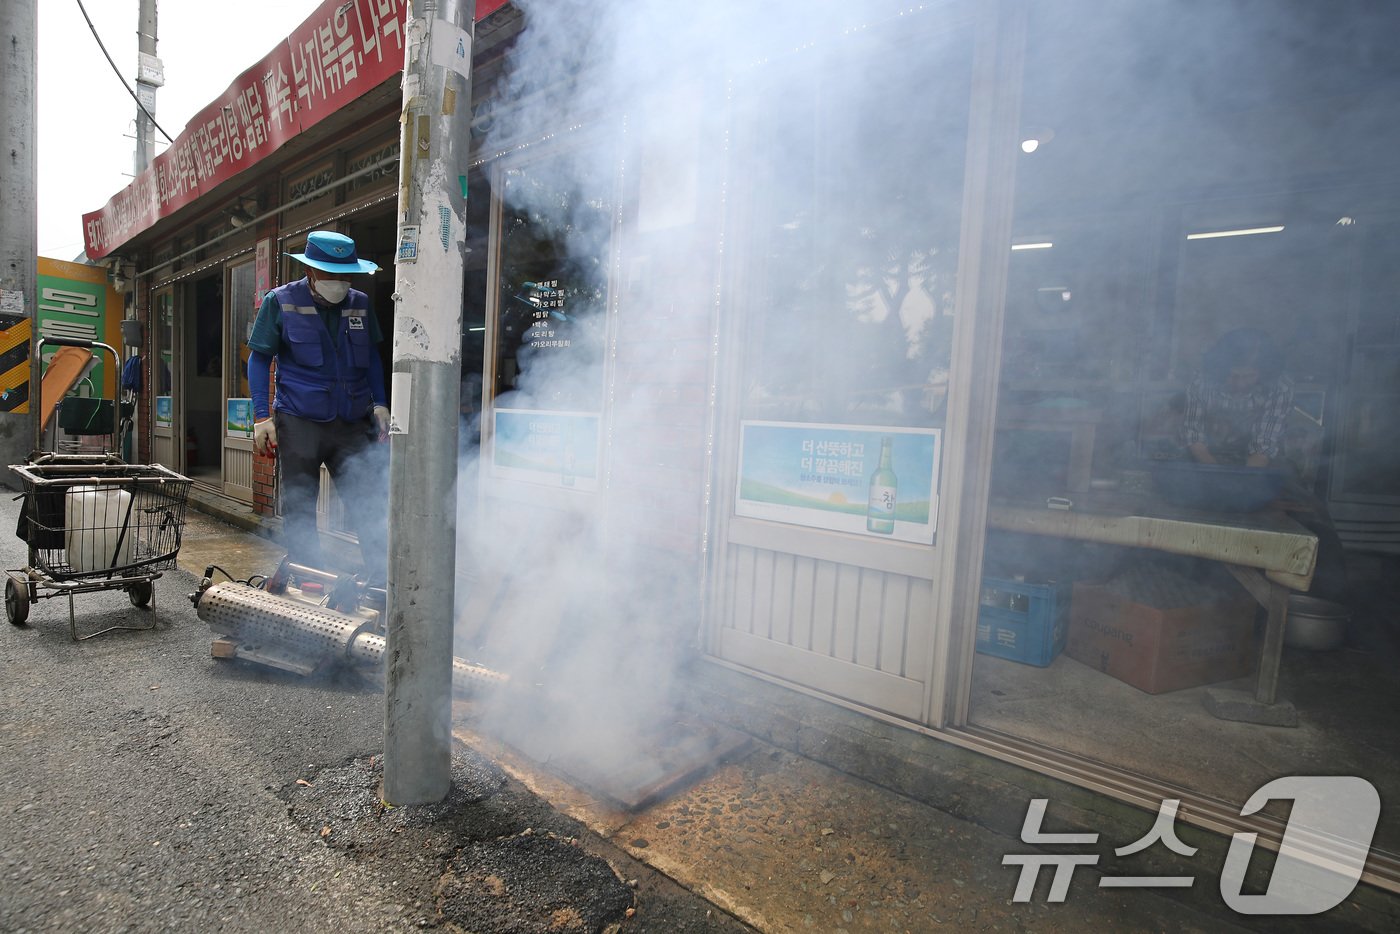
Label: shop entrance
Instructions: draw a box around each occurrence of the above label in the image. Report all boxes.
[457,145,613,675]
[182,274,223,486]
[707,8,973,723]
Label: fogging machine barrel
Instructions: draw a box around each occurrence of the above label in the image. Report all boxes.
[191,580,507,691]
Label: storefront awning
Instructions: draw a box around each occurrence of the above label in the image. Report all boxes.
[82,0,510,260]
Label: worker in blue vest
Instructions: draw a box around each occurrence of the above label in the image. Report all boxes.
[246,230,390,581]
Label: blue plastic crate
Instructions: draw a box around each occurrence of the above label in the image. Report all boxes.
[975,576,1070,667]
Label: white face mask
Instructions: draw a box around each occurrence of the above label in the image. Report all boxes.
[313,278,350,304]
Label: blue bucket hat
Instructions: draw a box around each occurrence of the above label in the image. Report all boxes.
[291,230,380,274]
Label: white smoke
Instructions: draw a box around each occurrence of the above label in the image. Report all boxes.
[449,0,952,789]
[451,0,1400,792]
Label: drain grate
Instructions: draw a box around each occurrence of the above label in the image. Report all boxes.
[492,700,751,811]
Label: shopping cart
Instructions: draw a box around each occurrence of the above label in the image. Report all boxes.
[7,456,193,639]
[7,337,193,640]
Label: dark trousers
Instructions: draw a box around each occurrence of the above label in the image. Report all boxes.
[274,410,388,581]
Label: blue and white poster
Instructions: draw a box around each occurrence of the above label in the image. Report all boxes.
[736,421,941,543]
[492,409,600,491]
[155,395,173,429]
[226,398,254,439]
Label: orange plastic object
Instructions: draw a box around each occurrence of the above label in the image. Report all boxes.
[39,346,95,432]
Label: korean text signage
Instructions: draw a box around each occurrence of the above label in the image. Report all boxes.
[34,258,122,398]
[254,239,273,309]
[82,0,411,259]
[82,0,514,259]
[736,421,941,544]
[522,279,571,351]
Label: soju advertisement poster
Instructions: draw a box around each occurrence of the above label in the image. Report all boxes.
[492,409,599,491]
[226,398,254,439]
[736,421,941,544]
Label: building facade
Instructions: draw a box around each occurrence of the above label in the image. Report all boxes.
[82,0,1400,895]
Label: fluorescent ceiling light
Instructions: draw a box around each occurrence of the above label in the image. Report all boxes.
[1185,225,1284,240]
[468,326,486,332]
[1011,241,1053,251]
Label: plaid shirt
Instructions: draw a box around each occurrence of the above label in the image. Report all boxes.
[1181,373,1293,461]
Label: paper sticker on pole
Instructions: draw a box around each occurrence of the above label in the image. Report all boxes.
[392,186,464,364]
[397,225,421,264]
[389,372,411,436]
[431,23,473,81]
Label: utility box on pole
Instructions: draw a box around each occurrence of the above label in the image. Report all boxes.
[382,0,474,805]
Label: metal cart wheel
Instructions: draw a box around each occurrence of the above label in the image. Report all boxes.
[7,578,31,627]
[127,580,154,609]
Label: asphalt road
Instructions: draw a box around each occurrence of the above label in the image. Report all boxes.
[0,490,748,933]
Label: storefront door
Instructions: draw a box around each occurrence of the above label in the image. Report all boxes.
[151,288,180,471]
[460,144,615,667]
[221,257,257,502]
[183,273,223,487]
[708,7,977,722]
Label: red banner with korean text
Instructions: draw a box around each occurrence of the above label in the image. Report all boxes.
[82,0,508,259]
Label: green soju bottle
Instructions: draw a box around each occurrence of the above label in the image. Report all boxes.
[866,436,898,534]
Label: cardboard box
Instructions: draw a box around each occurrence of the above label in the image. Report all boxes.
[1067,578,1257,694]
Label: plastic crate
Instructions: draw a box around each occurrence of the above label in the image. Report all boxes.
[975,576,1070,667]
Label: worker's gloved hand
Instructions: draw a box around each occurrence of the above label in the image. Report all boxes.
[373,404,390,442]
[253,416,277,456]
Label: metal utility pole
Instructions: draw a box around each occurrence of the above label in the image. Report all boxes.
[125,0,160,463]
[134,0,162,173]
[383,0,474,805]
[0,0,39,474]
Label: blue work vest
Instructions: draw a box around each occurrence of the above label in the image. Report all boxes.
[271,279,375,423]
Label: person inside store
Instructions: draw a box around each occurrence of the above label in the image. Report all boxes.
[1182,327,1292,469]
[1181,327,1348,604]
[246,230,390,582]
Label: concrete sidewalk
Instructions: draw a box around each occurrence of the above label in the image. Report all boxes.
[171,498,1395,933]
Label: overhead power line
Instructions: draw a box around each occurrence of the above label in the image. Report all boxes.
[74,0,174,144]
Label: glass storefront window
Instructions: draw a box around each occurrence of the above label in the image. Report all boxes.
[153,290,174,403]
[487,149,614,493]
[972,0,1400,858]
[228,260,255,400]
[492,152,612,413]
[732,16,972,431]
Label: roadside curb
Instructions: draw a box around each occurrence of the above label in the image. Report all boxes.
[186,485,277,537]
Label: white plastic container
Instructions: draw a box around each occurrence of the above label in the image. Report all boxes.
[64,485,135,574]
